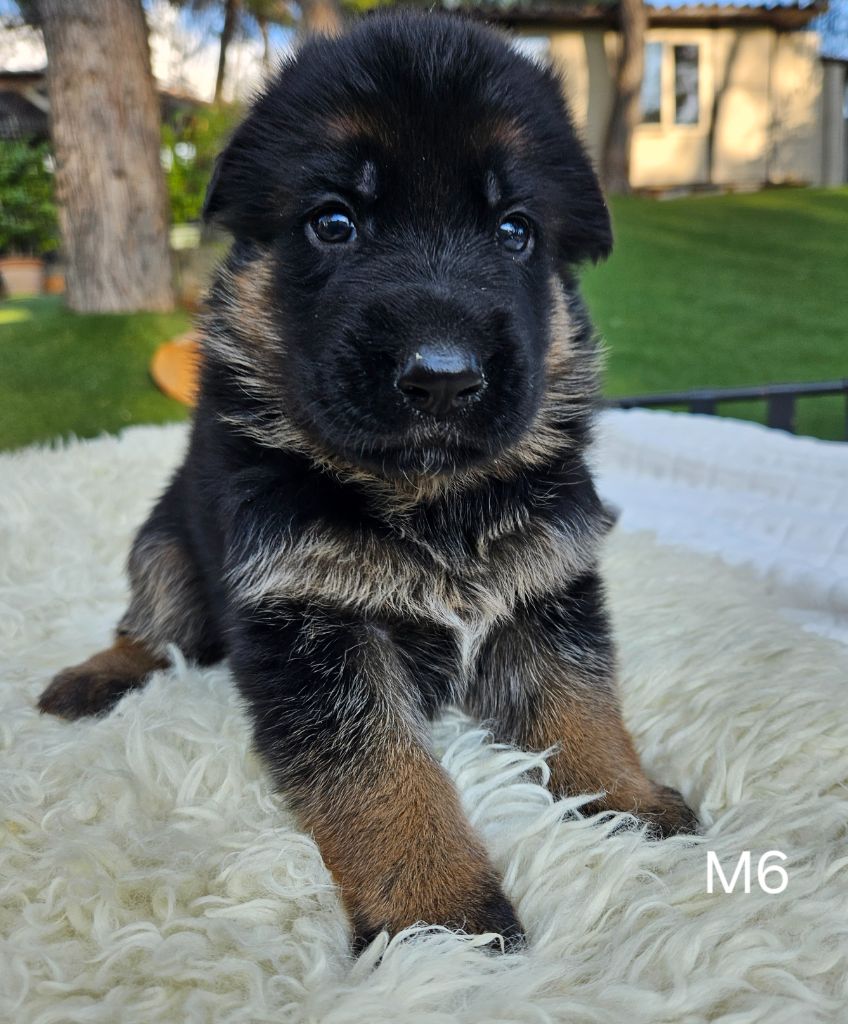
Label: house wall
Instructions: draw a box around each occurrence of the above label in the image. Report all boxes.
[547,29,616,168]
[707,27,771,186]
[769,31,824,184]
[819,59,846,185]
[532,23,824,188]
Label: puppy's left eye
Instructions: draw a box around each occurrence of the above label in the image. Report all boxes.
[496,215,533,254]
[310,208,357,245]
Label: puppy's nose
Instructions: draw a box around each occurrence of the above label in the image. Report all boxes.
[397,347,483,416]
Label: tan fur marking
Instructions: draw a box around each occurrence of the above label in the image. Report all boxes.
[207,264,597,506]
[302,740,503,938]
[92,636,166,678]
[258,623,512,939]
[38,637,166,720]
[503,275,593,474]
[527,686,698,834]
[203,251,341,464]
[120,535,211,658]
[230,257,279,348]
[478,624,662,813]
[483,117,527,151]
[203,252,278,361]
[531,691,654,805]
[230,510,606,678]
[324,110,378,142]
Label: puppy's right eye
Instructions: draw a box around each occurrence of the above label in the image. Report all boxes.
[309,208,357,245]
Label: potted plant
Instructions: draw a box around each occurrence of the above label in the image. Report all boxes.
[0,140,59,296]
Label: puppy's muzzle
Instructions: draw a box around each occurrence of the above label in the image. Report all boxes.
[396,345,484,417]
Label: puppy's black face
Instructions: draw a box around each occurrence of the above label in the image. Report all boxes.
[205,12,611,478]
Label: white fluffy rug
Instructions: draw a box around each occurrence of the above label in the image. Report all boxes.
[2,424,848,1024]
[596,409,848,646]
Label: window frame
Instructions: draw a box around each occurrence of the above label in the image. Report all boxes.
[673,43,701,126]
[638,38,704,130]
[640,41,663,125]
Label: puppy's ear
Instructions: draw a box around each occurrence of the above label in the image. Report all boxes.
[539,68,613,265]
[559,149,613,265]
[201,122,278,240]
[201,151,227,224]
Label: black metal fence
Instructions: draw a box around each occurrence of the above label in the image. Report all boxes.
[607,379,848,439]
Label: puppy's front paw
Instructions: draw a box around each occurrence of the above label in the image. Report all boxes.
[349,871,524,954]
[639,784,700,839]
[38,639,164,720]
[452,882,525,952]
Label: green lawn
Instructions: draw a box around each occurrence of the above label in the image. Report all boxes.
[1,186,846,451]
[583,186,848,440]
[0,296,189,451]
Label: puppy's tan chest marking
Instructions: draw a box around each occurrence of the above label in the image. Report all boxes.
[230,510,605,672]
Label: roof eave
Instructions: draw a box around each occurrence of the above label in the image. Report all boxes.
[478,1,826,29]
[648,3,825,27]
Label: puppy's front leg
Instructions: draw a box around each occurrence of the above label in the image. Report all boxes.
[230,604,521,949]
[469,571,699,837]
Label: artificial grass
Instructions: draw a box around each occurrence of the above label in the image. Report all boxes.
[0,187,845,450]
[584,186,848,440]
[0,296,190,451]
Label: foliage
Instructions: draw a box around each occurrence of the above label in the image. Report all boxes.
[341,0,394,13]
[167,0,291,25]
[161,101,243,224]
[242,0,294,27]
[0,141,58,256]
[166,0,294,88]
[166,0,390,45]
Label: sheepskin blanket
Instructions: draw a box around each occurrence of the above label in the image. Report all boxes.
[2,422,847,1024]
[596,409,848,647]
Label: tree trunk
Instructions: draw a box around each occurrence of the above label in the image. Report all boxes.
[37,0,174,312]
[214,0,242,102]
[602,0,647,194]
[706,35,740,185]
[258,15,271,70]
[298,0,342,38]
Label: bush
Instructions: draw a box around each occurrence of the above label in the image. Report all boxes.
[162,102,243,225]
[0,140,58,256]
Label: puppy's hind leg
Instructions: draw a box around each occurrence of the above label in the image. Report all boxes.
[39,477,221,720]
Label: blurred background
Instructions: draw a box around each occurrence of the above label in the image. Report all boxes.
[0,0,845,449]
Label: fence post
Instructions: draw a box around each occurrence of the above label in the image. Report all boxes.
[766,393,796,433]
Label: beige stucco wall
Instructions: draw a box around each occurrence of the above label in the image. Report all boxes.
[531,23,824,188]
[705,27,769,185]
[547,29,616,169]
[769,31,824,184]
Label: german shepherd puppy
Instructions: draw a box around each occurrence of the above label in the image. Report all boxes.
[39,11,698,949]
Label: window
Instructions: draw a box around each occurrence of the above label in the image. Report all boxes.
[641,41,701,126]
[674,45,700,124]
[641,42,662,124]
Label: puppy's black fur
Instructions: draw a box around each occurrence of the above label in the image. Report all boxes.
[40,11,698,949]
